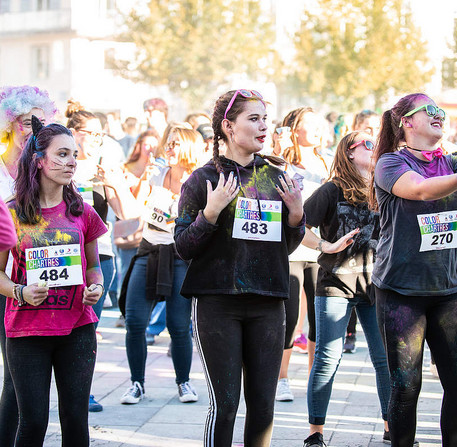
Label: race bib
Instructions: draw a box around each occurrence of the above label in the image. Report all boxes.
[143,187,177,232]
[417,211,457,252]
[232,197,282,242]
[25,244,84,287]
[77,184,94,206]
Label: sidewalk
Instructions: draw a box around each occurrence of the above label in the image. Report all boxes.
[1,309,443,446]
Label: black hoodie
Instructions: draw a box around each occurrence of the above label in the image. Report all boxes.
[174,155,306,299]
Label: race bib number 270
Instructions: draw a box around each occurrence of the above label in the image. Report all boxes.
[417,211,457,252]
[25,244,84,287]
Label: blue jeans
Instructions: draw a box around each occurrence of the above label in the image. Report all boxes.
[146,301,167,336]
[118,247,138,281]
[92,256,115,329]
[308,295,390,425]
[124,255,192,384]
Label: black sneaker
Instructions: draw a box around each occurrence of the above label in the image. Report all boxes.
[383,430,419,445]
[303,432,326,447]
[343,333,357,353]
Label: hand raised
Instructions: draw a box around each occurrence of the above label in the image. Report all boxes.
[203,171,240,224]
[276,171,303,226]
[322,228,360,254]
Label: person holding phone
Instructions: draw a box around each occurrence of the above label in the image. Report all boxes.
[65,99,139,412]
[271,124,292,157]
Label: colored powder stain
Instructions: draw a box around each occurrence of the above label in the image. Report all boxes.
[54,230,72,243]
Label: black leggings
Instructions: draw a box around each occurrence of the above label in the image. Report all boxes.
[376,287,457,447]
[0,296,18,447]
[284,261,318,347]
[192,295,285,447]
[6,324,97,447]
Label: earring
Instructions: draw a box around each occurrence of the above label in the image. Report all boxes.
[230,133,234,143]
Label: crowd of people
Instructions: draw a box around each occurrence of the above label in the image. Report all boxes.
[0,84,456,447]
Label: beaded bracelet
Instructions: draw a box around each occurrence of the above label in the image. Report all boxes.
[12,284,26,306]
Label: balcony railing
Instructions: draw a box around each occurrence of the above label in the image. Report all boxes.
[0,9,72,35]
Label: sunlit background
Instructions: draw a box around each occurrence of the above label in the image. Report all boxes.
[1,0,457,129]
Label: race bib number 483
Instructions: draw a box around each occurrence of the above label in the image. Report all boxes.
[417,211,457,252]
[25,244,84,287]
[232,197,282,242]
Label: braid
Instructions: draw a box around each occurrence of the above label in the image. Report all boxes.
[212,133,224,173]
[258,153,286,167]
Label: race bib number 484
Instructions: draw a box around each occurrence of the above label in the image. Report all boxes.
[25,244,84,287]
[417,211,457,252]
[232,198,282,242]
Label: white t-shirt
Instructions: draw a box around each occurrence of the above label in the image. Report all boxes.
[142,166,179,246]
[74,160,113,257]
[286,153,329,262]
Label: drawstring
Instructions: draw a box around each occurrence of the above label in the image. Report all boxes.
[234,162,262,221]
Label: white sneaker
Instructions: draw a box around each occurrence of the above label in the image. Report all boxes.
[276,378,294,401]
[178,381,198,403]
[120,381,144,404]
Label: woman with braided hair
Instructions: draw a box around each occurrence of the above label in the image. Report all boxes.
[0,116,107,446]
[174,89,306,446]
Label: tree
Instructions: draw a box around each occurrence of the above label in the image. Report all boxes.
[292,0,434,111]
[112,0,275,109]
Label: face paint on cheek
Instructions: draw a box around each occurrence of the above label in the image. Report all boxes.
[48,157,68,170]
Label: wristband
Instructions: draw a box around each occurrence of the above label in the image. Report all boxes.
[317,239,324,252]
[94,283,105,296]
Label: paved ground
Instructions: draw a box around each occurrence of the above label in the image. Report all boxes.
[1,308,444,446]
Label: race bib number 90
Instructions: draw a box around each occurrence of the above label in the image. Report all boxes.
[232,198,282,242]
[417,211,457,252]
[25,244,84,287]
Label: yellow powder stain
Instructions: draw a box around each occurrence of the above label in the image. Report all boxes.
[54,230,72,243]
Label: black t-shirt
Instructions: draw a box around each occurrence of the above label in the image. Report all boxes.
[304,181,379,299]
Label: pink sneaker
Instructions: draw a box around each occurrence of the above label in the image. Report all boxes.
[293,333,308,353]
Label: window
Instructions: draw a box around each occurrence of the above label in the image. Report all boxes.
[32,46,50,79]
[20,0,31,11]
[36,0,60,11]
[0,0,10,13]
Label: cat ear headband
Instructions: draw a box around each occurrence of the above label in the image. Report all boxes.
[31,115,44,156]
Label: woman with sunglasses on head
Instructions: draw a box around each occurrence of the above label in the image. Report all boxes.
[301,132,390,447]
[274,107,329,402]
[119,125,204,405]
[174,89,305,446]
[0,116,107,446]
[0,85,57,446]
[66,99,139,412]
[372,93,457,447]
